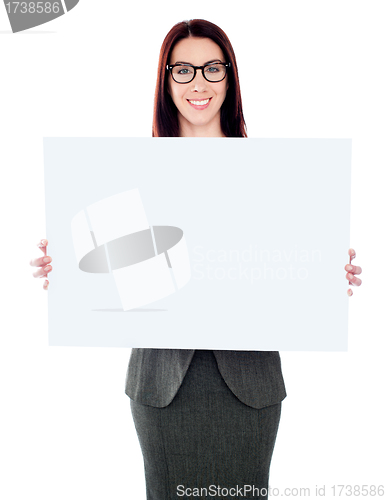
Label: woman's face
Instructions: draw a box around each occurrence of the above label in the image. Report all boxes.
[168,37,229,137]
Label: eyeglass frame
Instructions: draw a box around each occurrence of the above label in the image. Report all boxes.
[166,62,231,84]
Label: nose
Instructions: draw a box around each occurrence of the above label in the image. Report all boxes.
[190,69,207,92]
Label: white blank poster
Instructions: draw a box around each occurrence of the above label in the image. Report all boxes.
[43,137,351,351]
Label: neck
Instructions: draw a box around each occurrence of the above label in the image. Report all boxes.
[178,116,225,138]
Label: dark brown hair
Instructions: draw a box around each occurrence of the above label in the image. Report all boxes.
[152,19,247,138]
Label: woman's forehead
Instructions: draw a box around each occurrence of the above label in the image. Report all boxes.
[170,37,225,64]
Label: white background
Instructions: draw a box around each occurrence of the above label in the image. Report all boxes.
[0,1,384,498]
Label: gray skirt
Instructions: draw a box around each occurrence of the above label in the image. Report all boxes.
[130,350,282,500]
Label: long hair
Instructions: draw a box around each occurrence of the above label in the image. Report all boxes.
[152,19,247,138]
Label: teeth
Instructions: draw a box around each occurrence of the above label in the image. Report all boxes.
[189,99,210,105]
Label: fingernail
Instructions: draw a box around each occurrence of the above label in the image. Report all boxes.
[347,265,353,271]
[44,266,51,272]
[43,257,51,263]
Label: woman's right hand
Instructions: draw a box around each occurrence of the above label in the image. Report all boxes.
[30,239,52,290]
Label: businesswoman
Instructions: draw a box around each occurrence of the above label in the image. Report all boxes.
[31,19,363,500]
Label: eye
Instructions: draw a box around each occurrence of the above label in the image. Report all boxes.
[175,65,193,75]
[205,64,221,73]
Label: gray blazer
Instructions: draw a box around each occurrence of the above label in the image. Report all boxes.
[125,349,286,409]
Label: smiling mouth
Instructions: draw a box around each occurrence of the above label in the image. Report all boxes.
[187,98,211,106]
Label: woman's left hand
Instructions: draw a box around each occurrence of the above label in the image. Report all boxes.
[345,248,362,296]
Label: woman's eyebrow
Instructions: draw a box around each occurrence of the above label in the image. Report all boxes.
[203,59,222,65]
[173,59,223,65]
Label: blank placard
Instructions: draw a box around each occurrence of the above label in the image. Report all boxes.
[44,137,351,351]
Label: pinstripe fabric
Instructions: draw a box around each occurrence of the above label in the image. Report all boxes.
[125,348,286,409]
[130,350,282,500]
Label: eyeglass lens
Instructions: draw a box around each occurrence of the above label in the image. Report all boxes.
[171,64,226,83]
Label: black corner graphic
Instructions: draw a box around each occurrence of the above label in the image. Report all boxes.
[64,0,78,12]
[3,0,79,33]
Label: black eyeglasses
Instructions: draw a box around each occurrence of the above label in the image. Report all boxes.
[166,62,231,84]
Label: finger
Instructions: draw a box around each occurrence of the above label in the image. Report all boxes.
[32,265,52,279]
[347,289,353,296]
[346,273,362,286]
[348,248,356,263]
[30,255,52,268]
[43,279,49,290]
[37,239,48,256]
[345,264,362,275]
